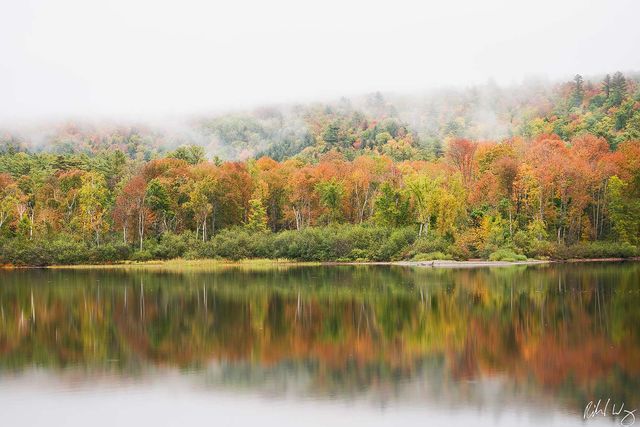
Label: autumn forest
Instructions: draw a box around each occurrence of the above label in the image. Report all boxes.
[1,72,640,265]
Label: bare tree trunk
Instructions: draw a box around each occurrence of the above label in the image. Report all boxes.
[202,216,207,242]
[293,206,302,231]
[139,210,144,251]
[359,189,370,224]
[599,182,608,238]
[509,208,513,237]
[29,208,34,240]
[211,205,217,236]
[539,191,544,222]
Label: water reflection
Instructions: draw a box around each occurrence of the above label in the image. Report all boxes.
[0,264,639,424]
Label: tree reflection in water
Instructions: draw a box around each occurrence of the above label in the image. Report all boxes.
[0,263,638,413]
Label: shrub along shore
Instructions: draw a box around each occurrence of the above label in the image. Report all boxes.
[1,225,637,267]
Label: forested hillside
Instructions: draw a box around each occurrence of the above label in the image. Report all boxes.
[3,72,639,162]
[1,72,640,265]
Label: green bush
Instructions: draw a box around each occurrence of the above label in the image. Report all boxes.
[248,231,277,258]
[373,227,416,261]
[4,223,635,266]
[148,232,196,259]
[194,241,217,259]
[47,238,89,264]
[131,250,153,262]
[303,227,337,260]
[212,228,255,260]
[0,225,415,264]
[412,251,451,261]
[274,227,335,261]
[348,248,370,261]
[404,236,452,259]
[525,240,556,259]
[88,243,130,263]
[251,225,404,261]
[550,241,638,259]
[0,236,89,266]
[488,248,527,262]
[0,239,41,266]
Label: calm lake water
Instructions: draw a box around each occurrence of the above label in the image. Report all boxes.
[0,263,638,426]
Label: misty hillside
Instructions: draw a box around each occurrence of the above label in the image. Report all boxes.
[1,72,639,162]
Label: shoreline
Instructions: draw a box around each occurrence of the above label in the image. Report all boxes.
[393,257,640,268]
[2,257,639,270]
[336,257,638,268]
[396,259,549,268]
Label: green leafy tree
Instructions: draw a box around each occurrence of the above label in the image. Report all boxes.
[145,179,172,233]
[169,145,206,165]
[406,174,441,237]
[246,198,268,232]
[374,131,393,147]
[0,175,20,233]
[374,182,410,227]
[78,172,110,245]
[316,179,344,224]
[435,175,466,238]
[406,173,466,238]
[185,178,214,241]
[608,175,640,245]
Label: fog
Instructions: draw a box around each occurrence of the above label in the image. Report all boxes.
[1,0,639,123]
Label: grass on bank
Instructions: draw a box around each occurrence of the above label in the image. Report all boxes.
[48,258,318,271]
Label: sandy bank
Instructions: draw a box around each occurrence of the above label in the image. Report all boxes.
[389,257,640,268]
[391,259,550,268]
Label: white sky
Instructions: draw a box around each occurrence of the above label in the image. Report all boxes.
[1,0,639,122]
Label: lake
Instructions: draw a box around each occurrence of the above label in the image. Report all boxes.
[0,263,638,426]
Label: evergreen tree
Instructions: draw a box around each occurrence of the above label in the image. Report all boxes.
[571,74,584,107]
[602,74,611,99]
[610,71,627,106]
[322,122,341,147]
